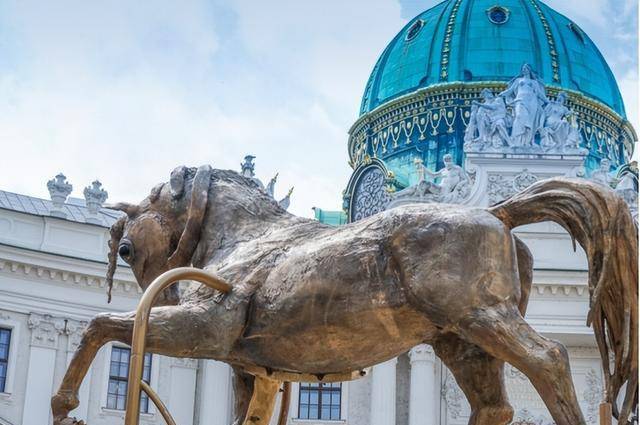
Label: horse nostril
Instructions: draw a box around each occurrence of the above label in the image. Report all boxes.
[118,244,131,258]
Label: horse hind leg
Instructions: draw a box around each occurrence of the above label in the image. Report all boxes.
[457,303,586,425]
[242,376,281,425]
[232,367,255,425]
[433,334,513,425]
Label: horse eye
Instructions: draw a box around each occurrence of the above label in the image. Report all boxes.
[118,241,133,261]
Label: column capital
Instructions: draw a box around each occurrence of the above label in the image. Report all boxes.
[409,344,435,363]
[28,313,65,349]
[65,319,89,353]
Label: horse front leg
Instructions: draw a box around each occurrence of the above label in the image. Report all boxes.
[51,311,133,424]
[52,305,210,425]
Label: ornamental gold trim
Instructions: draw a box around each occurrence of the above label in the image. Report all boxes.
[439,0,464,81]
[347,82,636,165]
[527,0,561,83]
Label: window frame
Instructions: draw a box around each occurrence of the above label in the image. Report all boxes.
[294,381,347,422]
[106,346,152,413]
[486,6,510,25]
[101,343,158,415]
[0,327,11,393]
[0,315,20,396]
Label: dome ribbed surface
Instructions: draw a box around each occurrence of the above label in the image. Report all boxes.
[360,0,625,116]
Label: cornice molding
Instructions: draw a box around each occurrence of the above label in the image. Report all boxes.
[533,283,588,297]
[0,256,140,296]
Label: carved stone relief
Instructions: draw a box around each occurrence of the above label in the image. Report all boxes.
[65,319,89,353]
[487,170,539,204]
[28,313,65,349]
[441,369,466,421]
[512,408,554,425]
[582,369,603,425]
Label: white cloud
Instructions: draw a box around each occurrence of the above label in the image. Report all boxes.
[545,0,639,131]
[0,0,405,217]
[0,0,636,221]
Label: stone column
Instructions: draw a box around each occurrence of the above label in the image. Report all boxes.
[197,360,232,425]
[66,319,90,421]
[168,358,198,425]
[22,313,65,425]
[370,357,397,425]
[408,345,437,425]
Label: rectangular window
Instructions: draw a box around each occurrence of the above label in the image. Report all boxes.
[298,382,341,420]
[107,346,152,413]
[0,328,11,392]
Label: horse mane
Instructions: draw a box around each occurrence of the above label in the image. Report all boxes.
[209,168,290,220]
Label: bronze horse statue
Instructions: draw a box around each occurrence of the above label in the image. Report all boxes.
[52,165,637,425]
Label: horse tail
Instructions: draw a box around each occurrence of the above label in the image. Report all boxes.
[488,177,638,424]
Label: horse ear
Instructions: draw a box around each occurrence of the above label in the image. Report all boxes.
[170,166,189,199]
[167,165,212,269]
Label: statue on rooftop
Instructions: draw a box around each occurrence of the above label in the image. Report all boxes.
[464,65,589,156]
[590,159,617,187]
[465,89,511,150]
[499,63,548,148]
[51,165,638,425]
[392,154,473,204]
[266,173,278,197]
[540,92,583,152]
[239,156,293,210]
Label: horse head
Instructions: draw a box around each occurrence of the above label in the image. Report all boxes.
[105,165,213,304]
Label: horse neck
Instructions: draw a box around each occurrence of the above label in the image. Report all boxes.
[191,184,294,267]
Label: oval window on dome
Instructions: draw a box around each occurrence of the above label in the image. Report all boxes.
[405,19,425,41]
[487,6,510,25]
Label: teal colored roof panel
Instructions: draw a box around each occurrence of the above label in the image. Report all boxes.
[360,0,626,117]
[313,208,347,226]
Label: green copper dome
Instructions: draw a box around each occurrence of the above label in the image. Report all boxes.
[360,0,626,117]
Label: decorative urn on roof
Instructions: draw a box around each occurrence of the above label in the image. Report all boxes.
[47,173,73,218]
[83,180,108,224]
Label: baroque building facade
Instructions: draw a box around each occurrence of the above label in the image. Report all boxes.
[0,1,637,425]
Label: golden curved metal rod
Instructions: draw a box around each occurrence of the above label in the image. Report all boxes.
[141,380,177,425]
[125,267,232,425]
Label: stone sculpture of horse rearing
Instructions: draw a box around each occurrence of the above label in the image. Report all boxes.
[51,165,638,425]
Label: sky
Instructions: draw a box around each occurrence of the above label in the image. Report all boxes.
[0,0,637,217]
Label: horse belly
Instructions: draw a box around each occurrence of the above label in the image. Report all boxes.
[234,233,436,373]
[238,305,436,373]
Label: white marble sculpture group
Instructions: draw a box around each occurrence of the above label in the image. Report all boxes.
[389,64,637,222]
[391,154,474,204]
[464,64,585,154]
